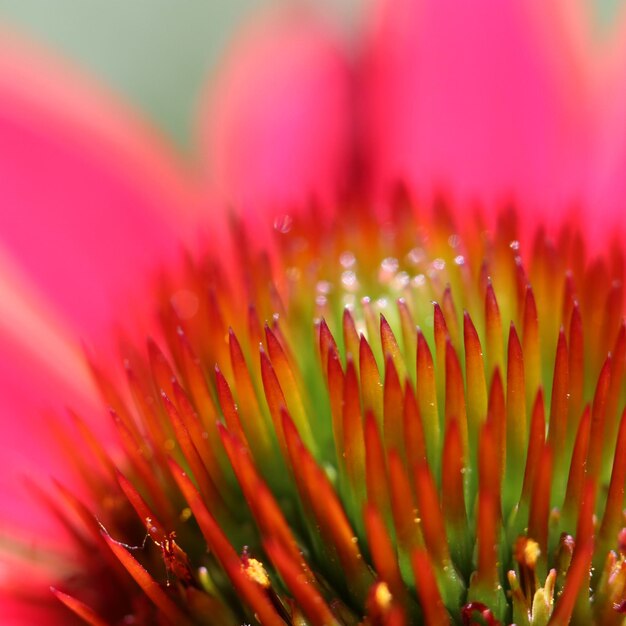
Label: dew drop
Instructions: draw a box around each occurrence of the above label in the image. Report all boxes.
[407,247,425,266]
[316,280,332,295]
[340,251,356,268]
[379,257,399,284]
[412,274,426,287]
[392,271,410,290]
[273,214,293,233]
[341,270,358,291]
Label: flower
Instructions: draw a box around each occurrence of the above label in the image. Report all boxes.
[1,2,626,625]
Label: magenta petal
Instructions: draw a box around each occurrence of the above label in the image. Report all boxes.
[527,1,626,244]
[583,56,626,238]
[0,591,66,626]
[0,268,106,537]
[363,0,586,226]
[201,6,352,220]
[0,31,201,338]
[0,330,99,533]
[0,31,201,539]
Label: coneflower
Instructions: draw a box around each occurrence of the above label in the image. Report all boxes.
[2,3,626,625]
[19,196,625,626]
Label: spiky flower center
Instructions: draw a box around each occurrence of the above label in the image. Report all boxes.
[44,200,625,625]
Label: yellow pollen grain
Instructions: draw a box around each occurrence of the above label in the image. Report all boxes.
[524,539,540,567]
[243,558,271,588]
[375,582,392,610]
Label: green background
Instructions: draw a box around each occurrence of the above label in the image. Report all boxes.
[0,1,264,153]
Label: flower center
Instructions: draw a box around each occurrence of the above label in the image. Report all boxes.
[46,200,626,625]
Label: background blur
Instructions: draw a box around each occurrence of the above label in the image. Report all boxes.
[0,1,263,153]
[0,0,360,154]
[1,0,621,155]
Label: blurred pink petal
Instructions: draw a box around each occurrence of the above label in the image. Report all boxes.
[0,594,64,626]
[0,31,202,339]
[202,6,352,222]
[0,250,101,537]
[0,31,206,543]
[527,0,626,240]
[577,6,626,235]
[0,551,77,625]
[585,67,626,235]
[363,0,588,230]
[363,0,626,247]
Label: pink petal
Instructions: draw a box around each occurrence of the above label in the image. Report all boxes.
[363,0,588,233]
[527,0,626,244]
[201,6,352,225]
[0,250,105,537]
[0,29,202,340]
[0,547,80,625]
[583,69,626,241]
[0,30,203,543]
[0,591,66,626]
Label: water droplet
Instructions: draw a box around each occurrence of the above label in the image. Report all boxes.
[454,255,465,266]
[316,280,332,294]
[273,214,293,233]
[381,256,399,273]
[379,257,399,284]
[407,247,425,265]
[340,251,356,268]
[392,271,410,290]
[341,270,358,291]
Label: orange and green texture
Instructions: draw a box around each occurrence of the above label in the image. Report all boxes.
[3,2,626,625]
[23,198,625,625]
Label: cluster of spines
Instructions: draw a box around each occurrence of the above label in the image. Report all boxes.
[42,204,626,625]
